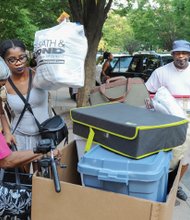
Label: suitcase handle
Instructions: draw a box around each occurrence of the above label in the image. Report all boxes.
[99,77,128,102]
[105,76,126,84]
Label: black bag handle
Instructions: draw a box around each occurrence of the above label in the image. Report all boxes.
[8,71,46,131]
[8,72,67,143]
[8,70,33,134]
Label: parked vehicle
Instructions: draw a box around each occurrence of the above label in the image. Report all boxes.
[104,54,133,79]
[125,52,173,82]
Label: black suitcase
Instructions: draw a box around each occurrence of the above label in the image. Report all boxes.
[71,103,188,159]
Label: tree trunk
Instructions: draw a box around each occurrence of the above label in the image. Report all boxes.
[68,0,113,106]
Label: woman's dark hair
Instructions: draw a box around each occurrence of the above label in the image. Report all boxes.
[29,57,37,68]
[0,39,26,59]
[103,51,111,60]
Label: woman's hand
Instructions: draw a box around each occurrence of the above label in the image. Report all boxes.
[4,132,16,146]
[53,148,62,160]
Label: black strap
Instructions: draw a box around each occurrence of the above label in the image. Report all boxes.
[8,71,57,133]
[8,70,34,133]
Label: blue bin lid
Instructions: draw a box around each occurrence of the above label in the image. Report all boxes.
[78,145,172,183]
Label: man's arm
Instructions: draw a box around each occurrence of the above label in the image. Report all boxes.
[145,68,162,93]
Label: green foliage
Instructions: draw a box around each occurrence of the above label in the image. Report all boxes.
[1,0,190,55]
[126,0,190,51]
[99,0,190,53]
[0,0,69,50]
[101,11,133,53]
[125,38,141,55]
[13,8,38,49]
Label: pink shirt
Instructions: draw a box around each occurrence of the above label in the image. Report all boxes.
[0,132,11,160]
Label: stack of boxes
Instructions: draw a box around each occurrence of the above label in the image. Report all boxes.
[71,102,188,202]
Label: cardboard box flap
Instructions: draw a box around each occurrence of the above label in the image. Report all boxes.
[57,141,81,184]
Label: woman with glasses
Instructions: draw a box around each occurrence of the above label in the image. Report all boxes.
[0,57,62,167]
[0,39,50,151]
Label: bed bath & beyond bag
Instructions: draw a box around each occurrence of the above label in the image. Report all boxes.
[33,20,88,90]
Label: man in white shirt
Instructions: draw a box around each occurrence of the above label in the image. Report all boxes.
[146,39,190,201]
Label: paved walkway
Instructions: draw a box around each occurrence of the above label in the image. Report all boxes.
[51,87,190,220]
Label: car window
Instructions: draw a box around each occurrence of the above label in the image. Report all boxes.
[111,57,119,67]
[161,56,173,65]
[128,57,142,72]
[112,56,133,72]
[144,57,160,72]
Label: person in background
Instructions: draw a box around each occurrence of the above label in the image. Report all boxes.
[145,39,190,201]
[100,52,114,83]
[0,39,50,151]
[0,57,61,168]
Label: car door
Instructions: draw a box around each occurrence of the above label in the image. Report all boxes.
[110,56,133,77]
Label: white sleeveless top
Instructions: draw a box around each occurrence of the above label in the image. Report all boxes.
[7,87,49,135]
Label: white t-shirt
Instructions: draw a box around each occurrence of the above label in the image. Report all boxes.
[145,62,190,94]
[145,62,190,111]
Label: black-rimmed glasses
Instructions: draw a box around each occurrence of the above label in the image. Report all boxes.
[7,54,28,65]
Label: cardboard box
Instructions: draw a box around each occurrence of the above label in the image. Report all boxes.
[32,141,181,220]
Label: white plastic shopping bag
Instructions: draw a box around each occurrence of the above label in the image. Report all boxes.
[152,86,186,118]
[152,86,189,170]
[33,21,88,90]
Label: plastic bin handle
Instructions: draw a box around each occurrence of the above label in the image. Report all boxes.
[98,171,128,184]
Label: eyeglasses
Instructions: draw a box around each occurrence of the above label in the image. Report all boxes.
[7,54,28,65]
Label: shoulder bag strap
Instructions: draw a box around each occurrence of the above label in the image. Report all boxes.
[9,72,42,130]
[51,107,57,116]
[8,70,33,134]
